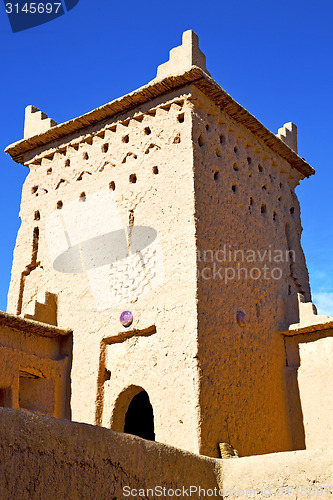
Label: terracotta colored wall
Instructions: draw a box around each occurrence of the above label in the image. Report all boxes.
[7,88,202,454]
[192,86,311,457]
[6,81,314,458]
[0,408,219,500]
[220,447,333,498]
[285,330,333,450]
[0,324,71,418]
[0,408,332,499]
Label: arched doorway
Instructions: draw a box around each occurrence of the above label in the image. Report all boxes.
[124,390,155,441]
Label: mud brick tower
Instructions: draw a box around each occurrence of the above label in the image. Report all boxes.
[5,30,320,458]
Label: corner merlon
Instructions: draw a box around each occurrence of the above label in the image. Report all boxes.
[277,122,297,154]
[24,105,57,139]
[282,293,333,335]
[297,293,329,325]
[153,30,210,82]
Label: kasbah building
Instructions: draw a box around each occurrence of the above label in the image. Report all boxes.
[0,30,332,498]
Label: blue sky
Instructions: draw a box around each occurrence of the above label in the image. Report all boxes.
[0,0,332,314]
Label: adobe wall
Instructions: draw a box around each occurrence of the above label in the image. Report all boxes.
[6,75,317,459]
[220,447,333,498]
[0,408,219,499]
[192,86,311,457]
[0,320,71,418]
[0,408,332,499]
[285,329,333,450]
[7,87,202,453]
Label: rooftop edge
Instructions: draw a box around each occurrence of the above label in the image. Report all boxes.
[0,310,72,338]
[5,32,315,178]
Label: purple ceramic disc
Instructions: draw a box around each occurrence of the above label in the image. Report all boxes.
[236,310,246,327]
[120,310,133,327]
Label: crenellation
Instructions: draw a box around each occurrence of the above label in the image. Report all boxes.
[24,105,57,139]
[95,129,106,139]
[28,158,42,167]
[83,136,93,146]
[20,95,191,180]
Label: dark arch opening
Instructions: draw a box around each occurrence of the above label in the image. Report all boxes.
[124,390,155,441]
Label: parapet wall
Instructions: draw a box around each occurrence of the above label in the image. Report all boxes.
[0,408,219,499]
[0,408,332,499]
[221,449,333,498]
